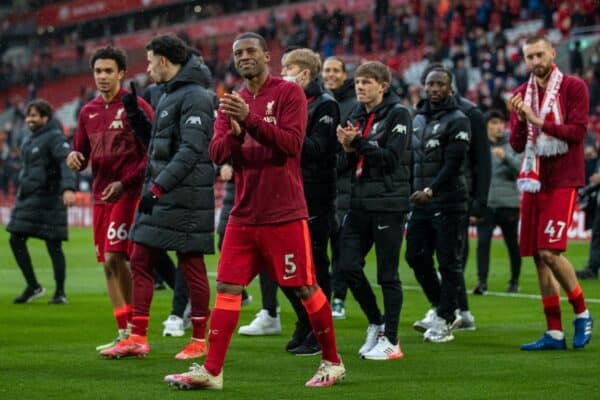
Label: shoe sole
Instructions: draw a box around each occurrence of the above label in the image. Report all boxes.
[20,288,46,304]
[165,377,222,390]
[305,373,346,387]
[413,324,429,333]
[163,330,185,337]
[424,334,455,343]
[293,350,322,357]
[362,353,404,360]
[101,352,148,359]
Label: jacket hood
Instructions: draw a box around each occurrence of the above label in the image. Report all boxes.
[416,95,460,116]
[164,55,211,93]
[34,117,63,136]
[304,78,324,98]
[332,78,355,102]
[354,89,401,120]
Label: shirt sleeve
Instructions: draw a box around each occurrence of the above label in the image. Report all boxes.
[209,107,244,165]
[72,109,91,171]
[429,117,470,193]
[301,100,340,162]
[509,87,528,154]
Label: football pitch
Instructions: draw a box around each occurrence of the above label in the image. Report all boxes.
[0,227,598,400]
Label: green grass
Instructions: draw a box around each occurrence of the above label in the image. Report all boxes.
[0,227,599,399]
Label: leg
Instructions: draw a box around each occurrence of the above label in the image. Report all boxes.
[475,208,495,290]
[405,217,439,306]
[456,210,470,312]
[330,213,349,302]
[104,251,132,331]
[45,239,66,296]
[373,212,405,345]
[259,269,279,317]
[128,244,161,337]
[155,251,176,289]
[9,233,40,289]
[340,211,382,325]
[497,208,521,288]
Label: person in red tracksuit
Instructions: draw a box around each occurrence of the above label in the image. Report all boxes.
[509,35,592,351]
[164,32,345,390]
[66,46,153,351]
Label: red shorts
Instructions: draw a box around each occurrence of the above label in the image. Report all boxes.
[519,187,576,256]
[217,219,316,287]
[93,197,138,262]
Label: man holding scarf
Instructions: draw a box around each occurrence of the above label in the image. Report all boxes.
[509,35,592,350]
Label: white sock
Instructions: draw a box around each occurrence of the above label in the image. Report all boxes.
[575,310,590,319]
[546,330,564,340]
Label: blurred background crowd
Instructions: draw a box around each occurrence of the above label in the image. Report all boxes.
[0,0,599,197]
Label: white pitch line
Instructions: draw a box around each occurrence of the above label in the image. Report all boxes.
[204,272,600,304]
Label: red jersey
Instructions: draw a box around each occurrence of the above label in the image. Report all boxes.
[74,88,153,202]
[210,75,308,225]
[509,74,589,191]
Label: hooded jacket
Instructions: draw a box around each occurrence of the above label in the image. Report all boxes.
[130,55,215,253]
[411,96,471,213]
[339,91,412,213]
[7,119,76,240]
[302,79,340,214]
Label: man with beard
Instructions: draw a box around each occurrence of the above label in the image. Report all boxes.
[509,35,592,350]
[8,99,76,304]
[322,56,360,320]
[405,66,471,343]
[99,35,214,360]
[164,32,344,390]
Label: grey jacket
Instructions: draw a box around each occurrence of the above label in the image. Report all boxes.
[487,133,521,209]
[7,119,76,240]
[130,56,215,253]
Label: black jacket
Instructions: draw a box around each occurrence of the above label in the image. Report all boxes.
[302,79,340,214]
[411,96,471,213]
[339,91,412,213]
[332,78,359,123]
[332,79,359,217]
[130,56,215,253]
[7,119,76,240]
[456,95,491,216]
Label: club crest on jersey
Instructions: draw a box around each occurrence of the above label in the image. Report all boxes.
[109,107,125,130]
[263,100,277,124]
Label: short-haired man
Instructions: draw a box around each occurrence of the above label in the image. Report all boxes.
[165,32,345,389]
[279,48,340,355]
[405,66,471,343]
[509,36,592,350]
[8,99,76,304]
[66,46,153,351]
[337,61,412,359]
[99,35,215,360]
[322,56,360,320]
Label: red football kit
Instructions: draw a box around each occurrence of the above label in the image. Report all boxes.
[210,75,311,286]
[510,75,589,255]
[74,89,153,261]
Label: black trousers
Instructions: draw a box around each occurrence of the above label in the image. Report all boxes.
[339,209,405,343]
[283,211,335,329]
[476,207,521,285]
[586,206,600,272]
[406,210,468,323]
[10,233,66,293]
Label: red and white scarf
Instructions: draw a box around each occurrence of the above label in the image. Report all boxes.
[517,65,568,193]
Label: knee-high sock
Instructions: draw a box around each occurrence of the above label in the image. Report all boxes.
[178,252,210,322]
[302,288,340,364]
[567,285,587,315]
[543,295,562,331]
[204,293,241,376]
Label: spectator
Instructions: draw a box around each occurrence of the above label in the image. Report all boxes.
[474,110,522,295]
[570,40,584,77]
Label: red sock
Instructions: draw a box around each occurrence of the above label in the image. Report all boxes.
[114,305,129,330]
[542,295,562,331]
[204,293,241,376]
[191,316,208,340]
[567,285,587,314]
[125,304,133,325]
[302,289,340,364]
[131,316,149,337]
